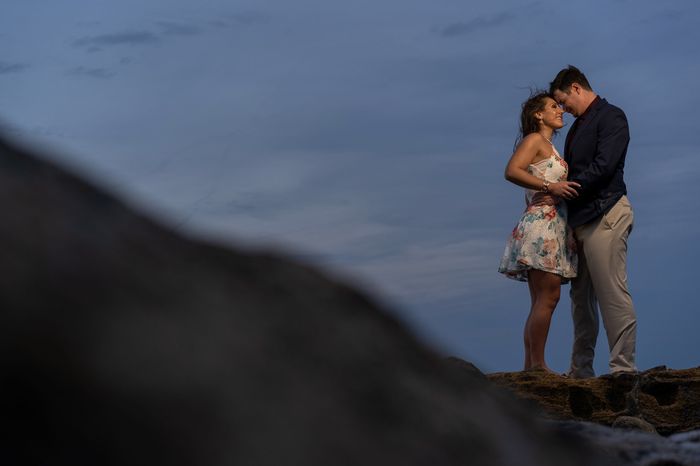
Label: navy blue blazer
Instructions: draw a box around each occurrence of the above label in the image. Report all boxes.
[564,97,630,228]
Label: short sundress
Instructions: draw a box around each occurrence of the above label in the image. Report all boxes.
[498,146,578,282]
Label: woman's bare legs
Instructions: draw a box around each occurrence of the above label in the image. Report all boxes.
[524,278,536,370]
[524,269,561,372]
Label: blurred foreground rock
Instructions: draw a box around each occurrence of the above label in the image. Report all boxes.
[0,135,605,465]
[488,367,700,435]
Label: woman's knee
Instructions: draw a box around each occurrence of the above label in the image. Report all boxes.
[536,286,560,310]
[541,296,559,311]
[529,271,562,305]
[549,286,561,303]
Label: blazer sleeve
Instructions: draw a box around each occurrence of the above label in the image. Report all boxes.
[570,108,630,196]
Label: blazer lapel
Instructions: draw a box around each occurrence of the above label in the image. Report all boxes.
[564,121,575,164]
[568,98,607,153]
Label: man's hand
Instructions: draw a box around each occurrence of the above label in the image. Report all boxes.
[549,180,581,200]
[531,181,581,205]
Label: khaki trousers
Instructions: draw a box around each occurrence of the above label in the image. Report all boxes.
[569,195,637,378]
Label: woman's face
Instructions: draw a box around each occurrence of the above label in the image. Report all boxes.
[537,97,564,130]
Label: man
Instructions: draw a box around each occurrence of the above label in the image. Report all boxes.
[549,65,637,378]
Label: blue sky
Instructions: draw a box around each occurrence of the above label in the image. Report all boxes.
[2,0,699,374]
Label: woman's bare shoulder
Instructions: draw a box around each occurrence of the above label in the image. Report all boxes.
[517,133,545,151]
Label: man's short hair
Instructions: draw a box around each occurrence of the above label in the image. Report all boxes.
[549,65,593,94]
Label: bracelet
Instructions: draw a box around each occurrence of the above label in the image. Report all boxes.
[541,181,550,193]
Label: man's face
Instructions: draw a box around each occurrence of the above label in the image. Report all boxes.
[552,84,585,117]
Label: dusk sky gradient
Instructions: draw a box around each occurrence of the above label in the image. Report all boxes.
[2,0,699,374]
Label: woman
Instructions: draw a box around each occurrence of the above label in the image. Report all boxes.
[498,91,579,373]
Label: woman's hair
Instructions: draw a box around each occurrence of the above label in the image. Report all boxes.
[514,90,551,149]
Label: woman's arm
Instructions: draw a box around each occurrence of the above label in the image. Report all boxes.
[504,136,580,199]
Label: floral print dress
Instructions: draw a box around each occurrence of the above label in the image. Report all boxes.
[498,147,577,282]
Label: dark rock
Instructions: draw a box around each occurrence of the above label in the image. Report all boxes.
[612,415,658,434]
[0,134,605,465]
[488,367,700,435]
[444,356,487,380]
[550,421,700,466]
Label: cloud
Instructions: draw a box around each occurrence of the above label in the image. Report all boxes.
[343,238,506,304]
[438,12,516,37]
[72,12,267,55]
[68,66,115,79]
[0,62,29,74]
[0,122,68,139]
[155,21,202,36]
[76,20,102,27]
[640,9,684,22]
[209,11,269,28]
[230,11,269,25]
[73,31,160,49]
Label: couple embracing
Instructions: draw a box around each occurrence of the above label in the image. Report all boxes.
[499,65,637,379]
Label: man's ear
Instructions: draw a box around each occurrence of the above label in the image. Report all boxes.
[570,82,582,95]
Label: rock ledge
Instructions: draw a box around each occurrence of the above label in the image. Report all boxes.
[487,366,700,435]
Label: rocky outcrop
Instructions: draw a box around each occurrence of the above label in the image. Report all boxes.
[488,366,700,435]
[0,134,606,465]
[550,421,700,466]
